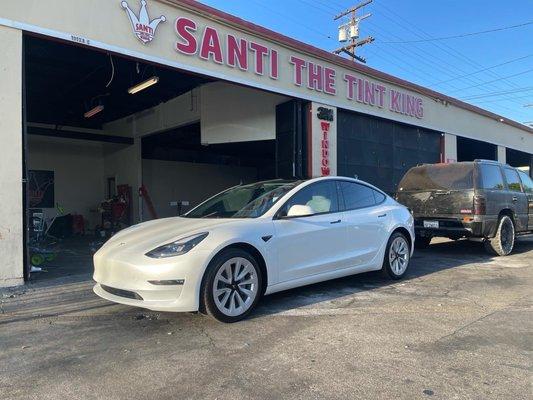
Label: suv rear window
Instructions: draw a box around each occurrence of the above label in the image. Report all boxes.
[398,164,474,191]
[479,164,505,190]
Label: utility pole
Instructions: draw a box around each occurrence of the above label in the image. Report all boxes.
[333,0,374,63]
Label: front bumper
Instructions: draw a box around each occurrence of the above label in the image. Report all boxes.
[93,249,212,312]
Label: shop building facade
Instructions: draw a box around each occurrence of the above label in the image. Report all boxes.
[0,0,532,287]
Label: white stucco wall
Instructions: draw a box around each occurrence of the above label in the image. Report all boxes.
[201,82,288,144]
[104,88,200,138]
[28,136,106,229]
[142,159,257,219]
[0,26,23,287]
[1,0,530,152]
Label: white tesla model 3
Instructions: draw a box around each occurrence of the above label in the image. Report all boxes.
[93,177,414,322]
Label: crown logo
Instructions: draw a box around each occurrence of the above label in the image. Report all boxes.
[121,0,166,44]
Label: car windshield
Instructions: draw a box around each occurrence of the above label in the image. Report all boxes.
[399,163,475,191]
[184,180,302,219]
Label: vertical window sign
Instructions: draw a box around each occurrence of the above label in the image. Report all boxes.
[308,103,337,178]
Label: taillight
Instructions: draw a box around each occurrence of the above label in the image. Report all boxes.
[473,195,486,215]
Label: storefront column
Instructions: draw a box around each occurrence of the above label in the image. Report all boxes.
[497,146,506,164]
[443,133,457,163]
[0,26,24,287]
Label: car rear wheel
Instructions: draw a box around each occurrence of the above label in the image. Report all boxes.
[382,232,411,280]
[201,248,262,323]
[484,215,515,256]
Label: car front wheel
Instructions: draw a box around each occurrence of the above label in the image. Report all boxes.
[201,248,262,323]
[382,232,411,280]
[484,215,515,256]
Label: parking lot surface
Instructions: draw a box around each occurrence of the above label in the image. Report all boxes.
[1,237,532,400]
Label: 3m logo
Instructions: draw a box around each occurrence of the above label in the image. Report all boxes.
[317,107,334,122]
[121,0,166,44]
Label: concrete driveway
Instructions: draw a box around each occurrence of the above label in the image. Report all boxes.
[1,237,532,400]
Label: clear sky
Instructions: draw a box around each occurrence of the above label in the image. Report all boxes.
[199,0,533,126]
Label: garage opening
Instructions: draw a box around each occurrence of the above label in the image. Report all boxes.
[457,136,497,162]
[23,35,292,282]
[506,148,532,176]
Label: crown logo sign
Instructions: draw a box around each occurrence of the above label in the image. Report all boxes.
[121,0,166,44]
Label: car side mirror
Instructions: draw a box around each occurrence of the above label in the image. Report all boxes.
[287,204,314,218]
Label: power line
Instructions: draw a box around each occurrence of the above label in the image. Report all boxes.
[370,3,533,121]
[461,87,533,100]
[430,55,533,86]
[449,69,533,92]
[314,1,500,89]
[475,93,533,104]
[380,21,533,44]
[372,2,524,92]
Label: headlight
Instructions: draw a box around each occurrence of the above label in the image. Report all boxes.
[145,232,209,258]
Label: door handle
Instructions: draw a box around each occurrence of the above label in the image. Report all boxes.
[378,213,387,218]
[330,219,341,224]
[512,196,518,202]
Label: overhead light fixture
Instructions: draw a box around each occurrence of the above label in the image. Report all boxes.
[84,105,104,118]
[128,76,159,95]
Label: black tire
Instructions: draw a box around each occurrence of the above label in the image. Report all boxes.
[484,215,515,256]
[382,232,411,280]
[414,235,432,249]
[200,248,263,323]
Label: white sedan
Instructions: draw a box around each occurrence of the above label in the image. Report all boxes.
[93,177,414,322]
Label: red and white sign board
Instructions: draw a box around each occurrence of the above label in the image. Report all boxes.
[308,103,337,178]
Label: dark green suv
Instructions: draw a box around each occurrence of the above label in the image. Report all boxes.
[397,160,533,256]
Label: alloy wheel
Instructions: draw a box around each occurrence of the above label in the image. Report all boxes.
[212,257,259,317]
[389,236,409,276]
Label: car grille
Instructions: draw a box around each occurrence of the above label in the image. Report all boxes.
[101,285,143,301]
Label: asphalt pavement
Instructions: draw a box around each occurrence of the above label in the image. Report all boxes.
[1,237,532,400]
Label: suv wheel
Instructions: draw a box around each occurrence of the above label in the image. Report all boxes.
[484,215,515,256]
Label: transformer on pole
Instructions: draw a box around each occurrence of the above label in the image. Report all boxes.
[333,0,374,63]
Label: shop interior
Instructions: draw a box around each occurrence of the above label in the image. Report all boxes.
[24,35,288,281]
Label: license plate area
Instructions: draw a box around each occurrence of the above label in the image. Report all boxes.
[423,220,439,228]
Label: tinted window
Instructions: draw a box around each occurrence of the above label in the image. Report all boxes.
[185,180,301,218]
[504,168,523,192]
[278,181,339,217]
[339,181,376,210]
[479,164,505,190]
[518,171,533,194]
[373,190,386,204]
[398,163,474,191]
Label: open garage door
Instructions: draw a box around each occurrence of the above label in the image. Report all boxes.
[457,136,497,162]
[23,35,289,283]
[507,148,532,176]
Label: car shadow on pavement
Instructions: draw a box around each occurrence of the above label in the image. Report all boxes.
[249,236,533,319]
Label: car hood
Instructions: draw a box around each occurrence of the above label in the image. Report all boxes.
[100,217,239,254]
